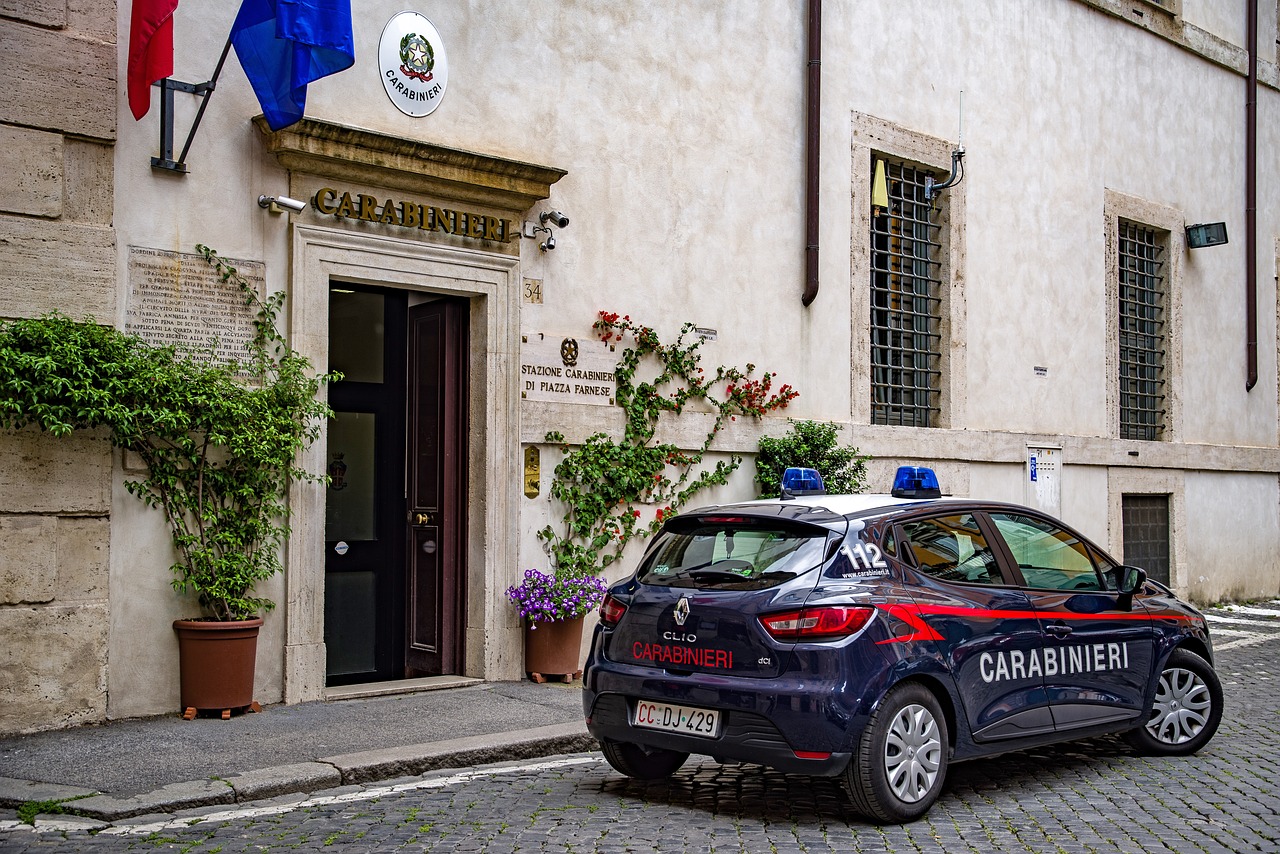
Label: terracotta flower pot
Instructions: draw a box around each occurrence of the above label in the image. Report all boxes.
[172,617,263,719]
[524,615,586,683]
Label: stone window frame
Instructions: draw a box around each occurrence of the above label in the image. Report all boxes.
[850,112,967,430]
[1103,189,1184,443]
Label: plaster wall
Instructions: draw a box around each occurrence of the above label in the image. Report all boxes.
[1182,0,1247,47]
[115,0,1280,442]
[1181,471,1280,603]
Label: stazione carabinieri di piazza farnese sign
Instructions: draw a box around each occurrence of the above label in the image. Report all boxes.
[520,335,618,406]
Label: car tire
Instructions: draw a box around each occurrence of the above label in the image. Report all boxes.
[844,682,949,824]
[1123,648,1222,756]
[600,739,689,780]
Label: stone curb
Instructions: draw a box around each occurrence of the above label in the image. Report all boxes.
[322,722,597,786]
[0,777,99,808]
[0,724,596,823]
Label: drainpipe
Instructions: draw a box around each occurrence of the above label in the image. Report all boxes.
[802,0,822,306]
[1246,0,1258,390]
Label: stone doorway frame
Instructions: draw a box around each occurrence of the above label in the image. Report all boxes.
[253,118,566,703]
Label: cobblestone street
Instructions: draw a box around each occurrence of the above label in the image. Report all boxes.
[4,604,1280,852]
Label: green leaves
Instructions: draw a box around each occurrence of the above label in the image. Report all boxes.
[0,246,333,621]
[755,419,870,498]
[539,312,800,583]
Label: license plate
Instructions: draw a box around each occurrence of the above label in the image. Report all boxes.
[632,699,721,738]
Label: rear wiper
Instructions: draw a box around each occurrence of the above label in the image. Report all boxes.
[681,559,754,581]
[686,568,754,582]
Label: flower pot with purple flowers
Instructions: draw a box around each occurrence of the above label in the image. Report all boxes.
[506,569,607,683]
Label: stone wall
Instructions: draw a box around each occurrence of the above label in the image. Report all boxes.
[0,0,117,734]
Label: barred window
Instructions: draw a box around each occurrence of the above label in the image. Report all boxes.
[1117,220,1167,440]
[870,157,943,427]
[1121,494,1171,586]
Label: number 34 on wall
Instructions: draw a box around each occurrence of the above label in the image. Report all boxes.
[523,278,543,304]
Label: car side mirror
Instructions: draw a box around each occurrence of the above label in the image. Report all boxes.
[1116,565,1147,610]
[1118,565,1147,594]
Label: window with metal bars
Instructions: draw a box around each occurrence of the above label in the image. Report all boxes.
[1121,494,1171,586]
[870,157,943,427]
[1117,220,1167,440]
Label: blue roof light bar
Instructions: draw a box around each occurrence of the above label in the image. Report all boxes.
[891,466,942,499]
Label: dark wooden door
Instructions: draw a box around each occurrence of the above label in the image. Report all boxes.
[405,298,469,675]
[324,287,407,685]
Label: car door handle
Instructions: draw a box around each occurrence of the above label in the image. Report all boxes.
[1045,624,1073,637]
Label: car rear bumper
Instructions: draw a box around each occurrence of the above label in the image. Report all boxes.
[585,690,854,776]
[582,642,890,776]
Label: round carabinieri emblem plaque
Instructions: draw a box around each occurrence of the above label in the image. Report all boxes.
[379,11,448,117]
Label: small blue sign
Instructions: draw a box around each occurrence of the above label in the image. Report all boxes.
[1030,455,1038,482]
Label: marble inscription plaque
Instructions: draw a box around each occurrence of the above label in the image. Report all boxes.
[126,247,264,364]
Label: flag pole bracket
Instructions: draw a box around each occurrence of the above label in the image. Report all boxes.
[150,36,232,174]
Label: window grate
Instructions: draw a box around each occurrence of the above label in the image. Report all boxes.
[1118,221,1166,440]
[1122,494,1170,586]
[870,158,943,427]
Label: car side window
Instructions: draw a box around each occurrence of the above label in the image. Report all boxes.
[899,514,1003,585]
[989,513,1103,592]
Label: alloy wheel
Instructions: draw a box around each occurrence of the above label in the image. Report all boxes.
[1147,666,1212,744]
[884,703,943,803]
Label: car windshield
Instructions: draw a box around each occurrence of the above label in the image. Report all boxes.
[636,518,835,589]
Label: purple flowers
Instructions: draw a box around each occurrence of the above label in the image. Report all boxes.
[505,569,607,625]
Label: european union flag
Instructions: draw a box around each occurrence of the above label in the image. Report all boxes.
[230,0,355,130]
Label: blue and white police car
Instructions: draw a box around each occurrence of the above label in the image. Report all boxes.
[582,467,1222,823]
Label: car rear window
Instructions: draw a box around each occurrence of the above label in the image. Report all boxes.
[636,518,836,589]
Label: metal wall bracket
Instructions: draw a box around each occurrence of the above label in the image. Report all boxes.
[150,37,232,174]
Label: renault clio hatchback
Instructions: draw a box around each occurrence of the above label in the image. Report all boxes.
[582,467,1222,823]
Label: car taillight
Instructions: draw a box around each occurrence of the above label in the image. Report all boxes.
[599,594,627,628]
[759,606,874,641]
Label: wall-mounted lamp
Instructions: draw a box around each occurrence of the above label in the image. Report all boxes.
[258,194,307,214]
[1186,222,1228,249]
[523,209,569,252]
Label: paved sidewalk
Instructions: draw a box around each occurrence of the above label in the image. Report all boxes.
[0,679,590,822]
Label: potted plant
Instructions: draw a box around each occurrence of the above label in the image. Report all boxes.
[505,569,608,682]
[0,245,334,718]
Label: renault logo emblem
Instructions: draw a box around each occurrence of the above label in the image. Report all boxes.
[673,597,690,626]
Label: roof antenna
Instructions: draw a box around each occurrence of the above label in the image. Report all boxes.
[925,91,966,202]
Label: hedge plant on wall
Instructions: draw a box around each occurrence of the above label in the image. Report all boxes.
[754,419,869,499]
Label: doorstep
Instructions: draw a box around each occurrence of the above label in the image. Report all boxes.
[324,675,483,701]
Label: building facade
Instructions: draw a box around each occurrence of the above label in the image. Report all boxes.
[2,0,1278,734]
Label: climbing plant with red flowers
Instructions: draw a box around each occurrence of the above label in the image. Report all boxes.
[539,312,798,580]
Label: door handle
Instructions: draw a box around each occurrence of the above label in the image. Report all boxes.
[1045,624,1073,638]
[412,512,433,526]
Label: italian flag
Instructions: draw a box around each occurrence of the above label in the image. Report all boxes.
[128,0,179,120]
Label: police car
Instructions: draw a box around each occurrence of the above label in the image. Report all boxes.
[582,467,1222,823]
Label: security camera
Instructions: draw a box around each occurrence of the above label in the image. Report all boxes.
[540,233,556,252]
[540,210,569,228]
[258,194,308,214]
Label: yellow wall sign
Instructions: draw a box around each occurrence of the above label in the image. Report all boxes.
[312,187,516,244]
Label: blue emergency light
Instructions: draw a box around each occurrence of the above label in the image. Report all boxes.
[891,466,942,499]
[780,467,826,499]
